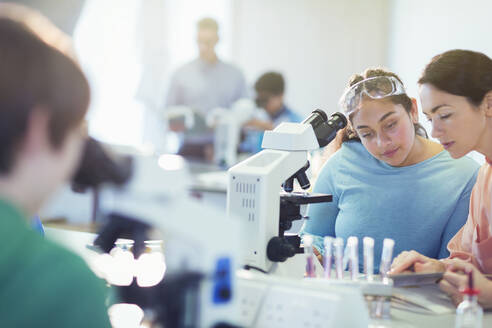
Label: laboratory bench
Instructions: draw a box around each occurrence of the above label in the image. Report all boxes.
[44,227,492,328]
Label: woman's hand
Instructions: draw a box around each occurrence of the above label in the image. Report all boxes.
[439,259,492,309]
[389,250,445,274]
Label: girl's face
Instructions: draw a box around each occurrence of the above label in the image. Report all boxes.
[419,83,487,159]
[351,98,418,166]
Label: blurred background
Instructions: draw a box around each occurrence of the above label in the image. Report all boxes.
[3,0,491,154]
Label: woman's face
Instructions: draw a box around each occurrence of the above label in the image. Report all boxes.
[351,98,418,166]
[419,83,486,159]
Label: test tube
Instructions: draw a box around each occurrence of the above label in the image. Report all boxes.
[304,235,316,278]
[379,238,395,282]
[323,236,334,279]
[347,236,359,280]
[334,237,344,280]
[363,237,374,281]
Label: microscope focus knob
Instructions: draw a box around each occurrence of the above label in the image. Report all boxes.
[267,236,297,262]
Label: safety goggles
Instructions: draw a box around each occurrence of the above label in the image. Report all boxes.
[339,76,406,114]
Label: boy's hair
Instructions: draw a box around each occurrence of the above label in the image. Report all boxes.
[0,10,90,173]
[255,72,285,95]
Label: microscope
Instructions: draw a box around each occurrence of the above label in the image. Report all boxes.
[207,98,256,167]
[226,109,347,275]
[71,136,371,327]
[72,139,243,328]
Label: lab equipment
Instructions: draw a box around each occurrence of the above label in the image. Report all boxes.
[73,138,372,327]
[227,109,347,275]
[165,105,196,131]
[207,98,256,167]
[379,238,395,281]
[72,139,242,328]
[389,272,443,287]
[339,75,406,114]
[347,236,359,280]
[307,237,395,320]
[236,270,369,328]
[363,237,374,281]
[455,269,483,328]
[303,235,316,278]
[323,236,333,279]
[334,237,344,279]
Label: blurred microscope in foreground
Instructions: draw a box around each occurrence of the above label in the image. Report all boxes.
[71,139,242,327]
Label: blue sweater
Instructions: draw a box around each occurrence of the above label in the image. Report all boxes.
[300,141,479,272]
[240,105,302,154]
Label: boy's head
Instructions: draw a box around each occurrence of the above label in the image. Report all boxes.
[0,5,90,214]
[254,72,285,116]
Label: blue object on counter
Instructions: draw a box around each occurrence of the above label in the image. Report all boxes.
[31,215,44,236]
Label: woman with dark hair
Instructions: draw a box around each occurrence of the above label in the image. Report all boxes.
[391,50,492,308]
[300,67,479,272]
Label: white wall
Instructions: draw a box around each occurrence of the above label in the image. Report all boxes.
[388,0,492,95]
[388,0,492,164]
[231,0,390,117]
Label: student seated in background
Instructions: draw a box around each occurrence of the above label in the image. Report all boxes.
[0,5,110,327]
[241,71,302,153]
[390,50,492,308]
[300,68,479,272]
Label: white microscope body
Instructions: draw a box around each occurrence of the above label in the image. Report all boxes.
[227,110,347,275]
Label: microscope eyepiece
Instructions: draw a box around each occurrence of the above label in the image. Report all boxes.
[302,109,327,130]
[303,109,347,147]
[71,137,134,192]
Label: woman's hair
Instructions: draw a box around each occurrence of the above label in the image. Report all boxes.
[418,49,492,107]
[0,9,90,173]
[342,68,427,142]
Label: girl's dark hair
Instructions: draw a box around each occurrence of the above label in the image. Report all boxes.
[418,49,492,107]
[342,68,427,142]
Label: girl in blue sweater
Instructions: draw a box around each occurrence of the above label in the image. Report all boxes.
[300,68,479,272]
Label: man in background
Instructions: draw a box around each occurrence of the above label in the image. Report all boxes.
[165,17,248,160]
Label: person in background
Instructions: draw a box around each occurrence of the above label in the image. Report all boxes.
[299,67,479,272]
[241,71,302,153]
[165,17,248,160]
[390,50,492,308]
[0,4,110,327]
